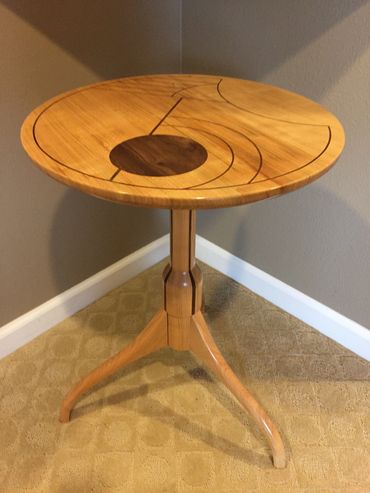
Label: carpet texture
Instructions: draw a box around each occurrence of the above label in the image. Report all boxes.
[0,260,369,492]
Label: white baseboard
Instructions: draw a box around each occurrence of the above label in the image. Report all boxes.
[196,235,370,361]
[0,235,169,359]
[1,233,369,361]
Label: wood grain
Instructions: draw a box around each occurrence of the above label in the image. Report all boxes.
[164,210,201,318]
[21,74,345,209]
[109,134,207,177]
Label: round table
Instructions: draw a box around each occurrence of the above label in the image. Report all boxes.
[21,74,345,468]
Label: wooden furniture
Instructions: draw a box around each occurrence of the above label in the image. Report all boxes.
[21,75,345,468]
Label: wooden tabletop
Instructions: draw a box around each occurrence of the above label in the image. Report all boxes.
[21,74,345,209]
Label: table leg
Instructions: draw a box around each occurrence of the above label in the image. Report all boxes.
[59,209,287,468]
[189,311,287,469]
[59,309,168,423]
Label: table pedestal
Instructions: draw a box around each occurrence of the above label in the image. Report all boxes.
[59,210,286,468]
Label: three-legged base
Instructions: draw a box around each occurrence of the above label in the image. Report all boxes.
[59,210,287,469]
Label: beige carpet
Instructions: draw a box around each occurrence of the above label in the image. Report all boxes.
[0,260,369,492]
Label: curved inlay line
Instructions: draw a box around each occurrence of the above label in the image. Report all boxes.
[216,79,327,127]
[32,83,121,182]
[33,122,101,182]
[246,143,263,184]
[33,113,263,190]
[172,116,264,184]
[170,82,219,98]
[171,117,331,189]
[31,77,334,193]
[195,126,332,190]
[186,130,235,189]
[32,122,232,191]
[161,124,235,189]
[252,126,332,184]
[33,117,331,193]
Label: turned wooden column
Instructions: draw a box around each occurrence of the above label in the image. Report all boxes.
[164,210,202,350]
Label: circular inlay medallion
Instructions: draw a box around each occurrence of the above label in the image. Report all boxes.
[109,134,208,177]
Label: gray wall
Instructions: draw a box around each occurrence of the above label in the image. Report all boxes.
[183,0,370,328]
[0,1,180,326]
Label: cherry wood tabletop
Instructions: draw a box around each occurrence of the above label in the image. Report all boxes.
[21,74,345,209]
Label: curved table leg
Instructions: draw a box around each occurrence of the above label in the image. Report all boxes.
[190,311,287,469]
[59,309,168,422]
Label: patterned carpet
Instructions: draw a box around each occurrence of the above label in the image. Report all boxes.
[0,260,369,492]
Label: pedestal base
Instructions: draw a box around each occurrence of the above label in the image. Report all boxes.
[59,210,287,469]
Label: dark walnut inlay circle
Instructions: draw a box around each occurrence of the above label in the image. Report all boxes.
[109,134,208,177]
